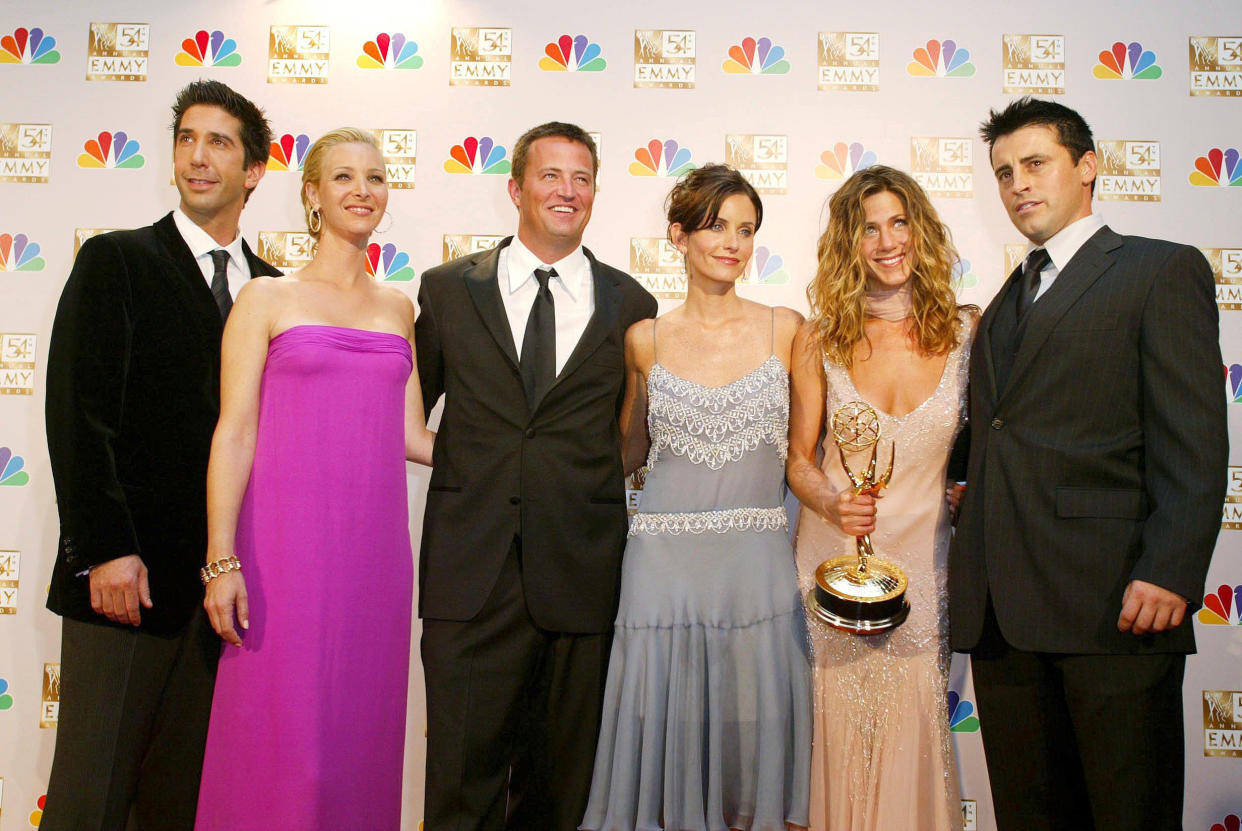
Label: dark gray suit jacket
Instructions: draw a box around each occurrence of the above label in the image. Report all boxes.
[949,226,1227,654]
[415,237,658,633]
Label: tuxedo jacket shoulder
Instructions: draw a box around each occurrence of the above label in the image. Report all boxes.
[415,237,658,632]
[949,226,1226,655]
[45,212,280,634]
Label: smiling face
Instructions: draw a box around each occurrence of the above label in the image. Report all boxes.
[304,141,388,242]
[174,104,264,231]
[508,136,595,262]
[858,189,914,290]
[671,193,757,287]
[990,123,1096,245]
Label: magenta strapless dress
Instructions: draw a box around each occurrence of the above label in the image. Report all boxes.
[196,325,413,831]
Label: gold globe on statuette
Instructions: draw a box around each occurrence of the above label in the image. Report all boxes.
[806,400,910,634]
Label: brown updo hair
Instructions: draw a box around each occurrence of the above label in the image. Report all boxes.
[665,163,763,240]
[300,127,383,239]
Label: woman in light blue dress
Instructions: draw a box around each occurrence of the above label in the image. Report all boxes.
[581,164,811,831]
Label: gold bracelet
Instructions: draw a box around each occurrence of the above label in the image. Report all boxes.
[200,556,242,586]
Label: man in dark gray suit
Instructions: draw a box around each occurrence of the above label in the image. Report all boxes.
[950,98,1226,830]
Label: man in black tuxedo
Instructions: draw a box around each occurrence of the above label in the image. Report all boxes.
[42,80,280,830]
[416,122,657,830]
[950,97,1227,830]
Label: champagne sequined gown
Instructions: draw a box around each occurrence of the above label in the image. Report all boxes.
[793,317,970,831]
[582,328,812,831]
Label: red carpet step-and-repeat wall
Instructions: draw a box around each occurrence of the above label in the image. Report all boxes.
[1,0,1240,828]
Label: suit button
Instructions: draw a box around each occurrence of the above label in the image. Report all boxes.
[990,418,1004,430]
[509,496,520,505]
[525,429,535,439]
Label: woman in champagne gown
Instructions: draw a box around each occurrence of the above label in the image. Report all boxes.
[787,166,977,831]
[195,129,434,830]
[581,165,811,831]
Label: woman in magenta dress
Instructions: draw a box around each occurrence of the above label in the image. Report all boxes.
[195,128,434,830]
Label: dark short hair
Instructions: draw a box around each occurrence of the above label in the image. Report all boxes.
[511,122,598,185]
[979,96,1094,164]
[665,163,763,238]
[171,80,272,172]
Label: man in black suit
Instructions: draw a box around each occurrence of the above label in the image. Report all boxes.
[42,80,280,830]
[416,122,657,830]
[950,97,1227,830]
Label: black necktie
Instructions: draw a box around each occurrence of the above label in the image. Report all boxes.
[1016,247,1050,321]
[209,249,233,322]
[520,267,556,407]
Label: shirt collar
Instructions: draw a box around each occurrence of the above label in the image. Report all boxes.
[1031,212,1105,272]
[505,236,588,301]
[172,207,245,269]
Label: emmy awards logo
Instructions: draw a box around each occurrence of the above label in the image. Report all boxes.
[806,401,910,634]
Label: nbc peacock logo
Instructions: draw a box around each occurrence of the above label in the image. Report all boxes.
[358,33,423,70]
[947,689,980,732]
[1092,41,1161,79]
[0,26,60,64]
[0,447,28,486]
[443,137,510,175]
[1230,363,1242,403]
[628,139,695,177]
[952,258,978,290]
[77,131,144,169]
[722,37,789,75]
[30,793,47,826]
[0,233,44,271]
[1190,148,1242,187]
[267,133,310,172]
[365,243,415,282]
[1198,584,1242,626]
[540,35,606,72]
[175,29,240,67]
[1212,815,1242,831]
[814,141,877,180]
[906,39,975,77]
[740,247,789,286]
[0,677,13,708]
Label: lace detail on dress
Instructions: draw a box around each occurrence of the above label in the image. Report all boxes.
[628,506,788,537]
[646,355,789,471]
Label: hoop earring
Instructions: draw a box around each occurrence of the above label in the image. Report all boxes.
[375,209,393,235]
[308,207,322,234]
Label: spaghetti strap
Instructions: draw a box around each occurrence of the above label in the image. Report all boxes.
[652,317,659,363]
[770,306,776,354]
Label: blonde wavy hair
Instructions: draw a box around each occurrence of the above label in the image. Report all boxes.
[300,127,383,240]
[808,165,972,367]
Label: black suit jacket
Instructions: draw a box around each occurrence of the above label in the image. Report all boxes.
[949,226,1227,654]
[416,237,657,633]
[45,212,281,634]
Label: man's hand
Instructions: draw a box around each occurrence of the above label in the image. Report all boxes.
[89,554,152,626]
[1117,579,1187,635]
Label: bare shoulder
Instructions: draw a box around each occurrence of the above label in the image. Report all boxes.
[375,284,417,333]
[624,317,656,372]
[233,274,289,314]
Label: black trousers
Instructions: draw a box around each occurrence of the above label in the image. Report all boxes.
[41,609,219,831]
[970,601,1185,831]
[422,538,611,831]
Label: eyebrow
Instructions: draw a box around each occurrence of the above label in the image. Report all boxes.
[178,129,234,144]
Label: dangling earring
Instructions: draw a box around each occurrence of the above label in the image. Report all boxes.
[309,206,322,234]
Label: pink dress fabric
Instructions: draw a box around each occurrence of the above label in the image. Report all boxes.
[196,325,413,831]
[793,314,971,831]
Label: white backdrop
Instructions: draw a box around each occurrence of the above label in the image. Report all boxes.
[1,0,1240,828]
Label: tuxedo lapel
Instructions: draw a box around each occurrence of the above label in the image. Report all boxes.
[979,264,1022,405]
[1000,227,1121,402]
[152,213,224,342]
[547,248,621,398]
[464,239,521,371]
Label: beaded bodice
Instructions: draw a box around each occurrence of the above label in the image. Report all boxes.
[631,355,790,534]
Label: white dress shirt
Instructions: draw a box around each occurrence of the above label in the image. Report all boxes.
[172,208,252,300]
[499,237,595,374]
[1025,213,1105,302]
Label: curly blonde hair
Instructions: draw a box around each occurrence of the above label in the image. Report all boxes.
[807,165,971,367]
[300,127,383,240]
